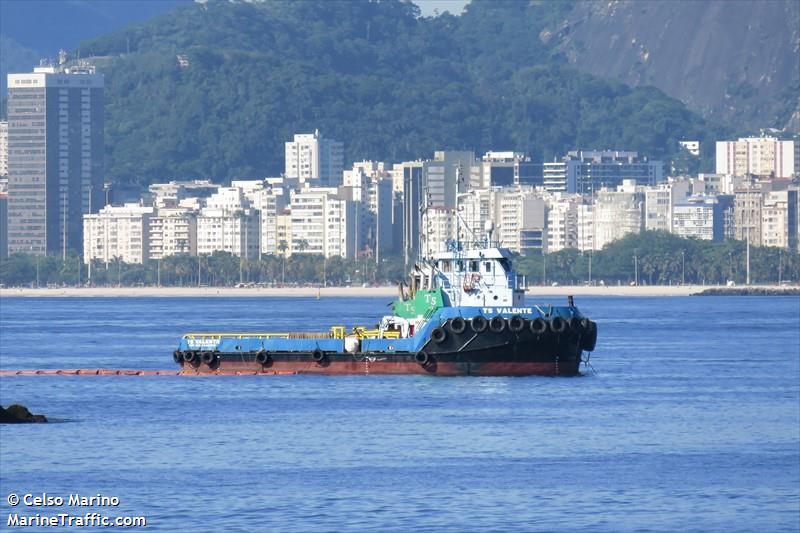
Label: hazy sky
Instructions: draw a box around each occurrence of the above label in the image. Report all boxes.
[415,0,469,16]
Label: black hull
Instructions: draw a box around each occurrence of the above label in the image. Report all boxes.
[178,323,586,376]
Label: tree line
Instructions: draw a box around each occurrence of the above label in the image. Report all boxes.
[1,233,797,288]
[0,251,406,288]
[515,232,799,286]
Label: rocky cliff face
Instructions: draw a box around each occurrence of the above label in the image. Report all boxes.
[544,0,799,132]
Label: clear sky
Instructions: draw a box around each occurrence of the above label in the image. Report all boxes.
[415,0,469,16]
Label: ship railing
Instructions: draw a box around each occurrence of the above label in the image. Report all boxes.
[182,332,331,340]
[352,326,402,339]
[507,274,527,290]
[183,327,403,342]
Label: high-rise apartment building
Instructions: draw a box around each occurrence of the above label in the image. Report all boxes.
[0,179,7,259]
[248,185,288,257]
[148,208,198,259]
[196,187,260,259]
[475,152,541,189]
[644,179,691,232]
[0,121,8,177]
[761,189,798,251]
[593,181,645,250]
[284,130,344,186]
[83,204,153,264]
[493,187,546,255]
[543,151,663,194]
[672,195,733,242]
[7,61,104,256]
[734,187,764,246]
[288,187,356,258]
[546,195,580,252]
[716,137,795,178]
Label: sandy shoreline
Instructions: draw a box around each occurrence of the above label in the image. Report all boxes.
[1,284,794,298]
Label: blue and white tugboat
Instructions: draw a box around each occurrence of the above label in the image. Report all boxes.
[174,223,598,376]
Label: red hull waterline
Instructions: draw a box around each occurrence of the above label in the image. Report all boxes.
[177,359,581,377]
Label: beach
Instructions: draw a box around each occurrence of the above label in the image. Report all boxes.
[2,284,794,298]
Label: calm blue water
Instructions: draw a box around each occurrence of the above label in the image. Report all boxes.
[1,296,798,532]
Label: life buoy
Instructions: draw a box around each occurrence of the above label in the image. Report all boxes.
[489,316,506,333]
[431,327,447,343]
[311,348,325,362]
[549,316,567,334]
[256,351,269,364]
[530,317,547,335]
[449,317,467,334]
[414,351,429,365]
[182,351,197,363]
[201,351,216,364]
[173,350,183,363]
[471,315,488,333]
[508,315,525,332]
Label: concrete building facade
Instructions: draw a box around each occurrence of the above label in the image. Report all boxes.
[83,204,152,264]
[7,64,104,256]
[148,209,197,259]
[716,137,795,178]
[284,130,344,187]
[0,120,7,177]
[672,195,732,242]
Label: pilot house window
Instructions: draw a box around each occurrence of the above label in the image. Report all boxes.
[469,260,479,272]
[484,261,492,273]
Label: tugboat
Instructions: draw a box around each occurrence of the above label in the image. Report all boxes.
[173,224,598,376]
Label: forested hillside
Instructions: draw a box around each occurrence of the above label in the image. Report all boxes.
[76,0,725,189]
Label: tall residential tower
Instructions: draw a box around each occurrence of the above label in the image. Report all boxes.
[6,59,104,256]
[284,130,344,187]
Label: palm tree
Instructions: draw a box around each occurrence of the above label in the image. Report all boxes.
[277,240,288,285]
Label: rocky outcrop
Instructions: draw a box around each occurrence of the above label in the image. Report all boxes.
[0,404,48,424]
[694,287,800,296]
[547,0,800,131]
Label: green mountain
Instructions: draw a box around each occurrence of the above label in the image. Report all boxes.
[77,0,725,189]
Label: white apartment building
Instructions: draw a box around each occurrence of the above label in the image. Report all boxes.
[285,130,344,186]
[148,208,197,259]
[689,173,747,196]
[645,179,691,232]
[83,204,153,264]
[761,190,799,249]
[196,208,260,259]
[575,203,595,252]
[546,195,580,252]
[716,137,795,178]
[421,207,456,257]
[493,188,546,254]
[146,180,217,209]
[672,196,728,241]
[593,182,644,250]
[196,187,259,258]
[0,120,7,177]
[248,185,288,257]
[459,189,493,243]
[289,187,356,258]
